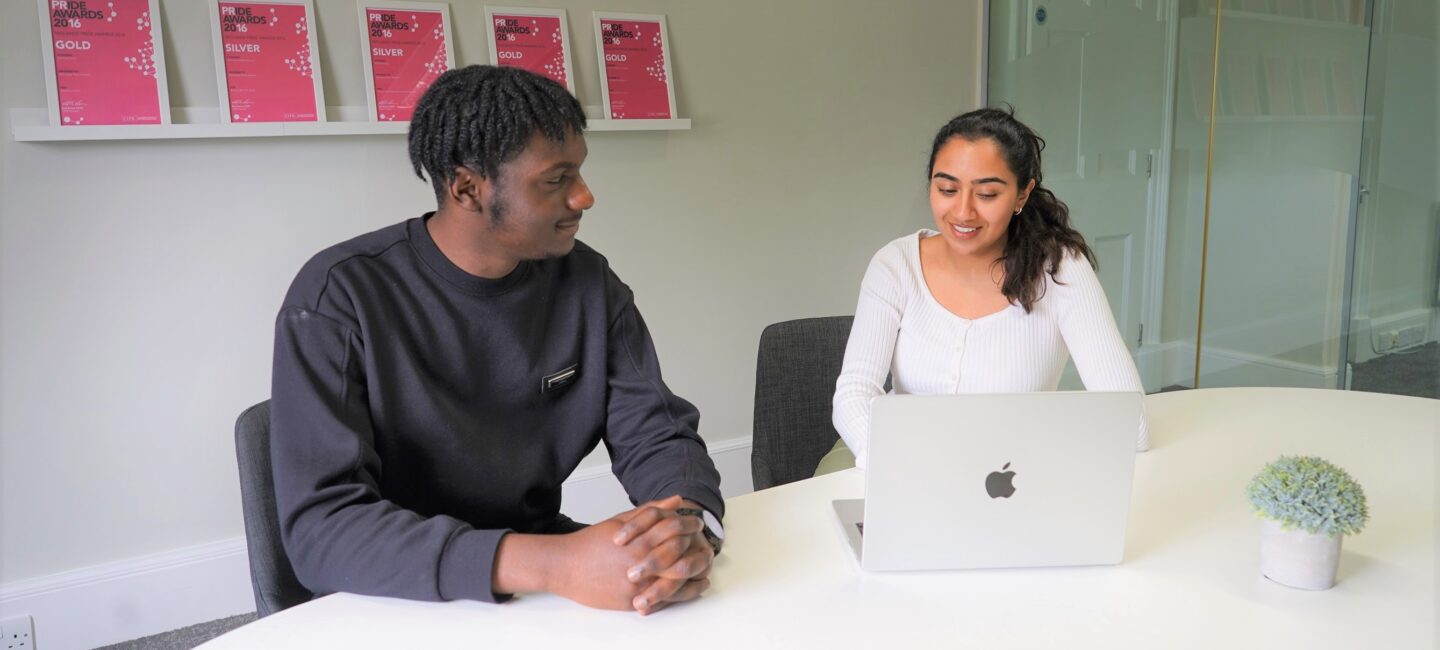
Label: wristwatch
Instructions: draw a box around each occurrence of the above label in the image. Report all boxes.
[676,507,725,555]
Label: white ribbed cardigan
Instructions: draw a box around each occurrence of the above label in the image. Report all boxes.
[832,230,1150,468]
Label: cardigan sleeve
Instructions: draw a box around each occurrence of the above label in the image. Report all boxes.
[1050,253,1151,451]
[832,245,909,468]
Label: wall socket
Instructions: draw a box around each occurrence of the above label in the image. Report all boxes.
[1379,325,1428,351]
[1397,325,1426,348]
[0,615,34,650]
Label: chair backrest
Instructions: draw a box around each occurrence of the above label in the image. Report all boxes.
[234,400,313,617]
[752,316,858,491]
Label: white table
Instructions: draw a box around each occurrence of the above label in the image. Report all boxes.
[202,388,1438,649]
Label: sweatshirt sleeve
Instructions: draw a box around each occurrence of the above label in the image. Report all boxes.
[270,305,510,603]
[602,291,724,520]
[831,246,907,469]
[1050,254,1151,451]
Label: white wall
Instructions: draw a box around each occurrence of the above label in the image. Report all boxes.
[0,0,983,600]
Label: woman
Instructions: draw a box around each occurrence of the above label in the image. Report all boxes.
[822,107,1149,473]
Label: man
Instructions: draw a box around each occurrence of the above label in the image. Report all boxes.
[270,65,723,615]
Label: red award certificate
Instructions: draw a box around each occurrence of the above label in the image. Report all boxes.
[360,3,453,122]
[213,1,323,123]
[486,8,573,92]
[594,14,675,120]
[41,0,169,126]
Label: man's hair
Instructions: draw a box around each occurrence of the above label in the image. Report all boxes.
[408,65,587,203]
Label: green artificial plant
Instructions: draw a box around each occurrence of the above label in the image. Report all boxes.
[1246,455,1369,538]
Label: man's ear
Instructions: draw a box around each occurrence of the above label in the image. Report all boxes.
[446,167,490,213]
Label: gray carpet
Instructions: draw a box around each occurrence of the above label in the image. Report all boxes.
[95,613,255,650]
[1157,342,1438,399]
[1350,341,1440,399]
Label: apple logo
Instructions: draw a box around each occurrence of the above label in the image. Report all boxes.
[985,462,1016,499]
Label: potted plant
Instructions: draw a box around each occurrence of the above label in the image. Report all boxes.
[1246,455,1369,590]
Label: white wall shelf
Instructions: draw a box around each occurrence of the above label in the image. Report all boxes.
[9,107,689,142]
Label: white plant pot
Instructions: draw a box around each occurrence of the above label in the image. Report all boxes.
[1259,518,1343,590]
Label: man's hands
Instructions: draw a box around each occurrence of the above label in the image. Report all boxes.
[492,495,715,615]
[611,495,715,614]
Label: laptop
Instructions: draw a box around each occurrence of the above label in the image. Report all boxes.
[832,391,1142,572]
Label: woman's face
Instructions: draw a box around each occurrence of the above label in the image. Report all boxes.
[929,136,1034,260]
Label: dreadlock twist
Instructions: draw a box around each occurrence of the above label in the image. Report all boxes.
[408,65,587,204]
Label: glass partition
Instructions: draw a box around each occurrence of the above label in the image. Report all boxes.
[987,1,1174,392]
[1345,1,1439,398]
[1195,0,1371,389]
[987,0,1439,398]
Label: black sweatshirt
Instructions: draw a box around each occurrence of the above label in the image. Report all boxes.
[270,215,723,603]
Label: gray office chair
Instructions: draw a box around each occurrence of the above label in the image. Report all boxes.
[751,316,874,491]
[234,400,313,617]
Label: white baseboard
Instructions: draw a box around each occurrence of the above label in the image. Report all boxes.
[0,539,255,650]
[1134,342,1179,391]
[0,437,754,650]
[559,436,754,523]
[1351,307,1436,364]
[1148,340,1337,389]
[1198,346,1337,388]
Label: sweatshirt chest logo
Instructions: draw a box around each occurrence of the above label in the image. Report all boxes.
[541,363,579,394]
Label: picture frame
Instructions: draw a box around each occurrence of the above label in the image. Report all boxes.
[208,0,326,124]
[1187,50,1215,121]
[592,11,677,120]
[484,6,575,93]
[1340,0,1367,25]
[1272,0,1303,17]
[1297,57,1330,116]
[1226,55,1261,116]
[1263,55,1296,116]
[1330,59,1361,115]
[357,1,454,122]
[1239,0,1269,14]
[37,0,172,126]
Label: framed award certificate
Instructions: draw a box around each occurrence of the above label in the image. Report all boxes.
[484,6,574,93]
[38,0,172,126]
[592,12,676,120]
[208,0,326,123]
[358,1,454,122]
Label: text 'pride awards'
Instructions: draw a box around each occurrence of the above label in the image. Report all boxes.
[218,2,317,122]
[365,7,448,121]
[491,14,568,89]
[599,20,670,119]
[48,0,163,125]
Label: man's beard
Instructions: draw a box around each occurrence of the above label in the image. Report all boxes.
[487,196,507,225]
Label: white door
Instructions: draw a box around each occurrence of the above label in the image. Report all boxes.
[988,0,1171,390]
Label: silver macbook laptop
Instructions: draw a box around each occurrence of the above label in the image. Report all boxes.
[832,391,1142,572]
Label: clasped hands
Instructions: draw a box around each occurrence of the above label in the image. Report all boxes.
[537,495,715,615]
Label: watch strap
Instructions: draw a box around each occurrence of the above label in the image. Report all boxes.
[675,507,723,555]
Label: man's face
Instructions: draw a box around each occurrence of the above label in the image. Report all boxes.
[483,131,594,261]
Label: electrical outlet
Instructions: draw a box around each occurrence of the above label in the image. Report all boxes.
[0,615,34,650]
[1397,325,1425,348]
